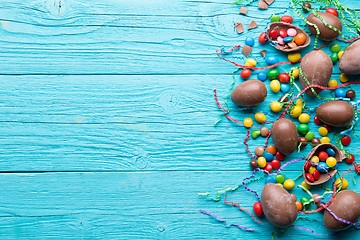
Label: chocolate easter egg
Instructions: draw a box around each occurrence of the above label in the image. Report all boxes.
[231,80,267,107]
[271,119,298,155]
[307,12,342,41]
[299,50,333,96]
[316,101,354,127]
[324,190,360,230]
[261,183,298,227]
[339,40,360,75]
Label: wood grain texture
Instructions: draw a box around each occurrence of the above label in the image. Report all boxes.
[0,0,360,239]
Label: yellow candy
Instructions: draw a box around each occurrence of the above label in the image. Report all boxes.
[328,79,338,87]
[335,178,349,190]
[326,156,337,168]
[338,50,344,59]
[243,118,253,128]
[270,101,282,112]
[339,73,349,83]
[246,58,257,67]
[270,80,281,93]
[295,99,303,106]
[292,68,300,78]
[254,113,266,123]
[321,137,330,143]
[301,181,311,190]
[290,106,302,118]
[309,166,316,174]
[245,62,252,67]
[298,113,310,123]
[288,52,301,63]
[277,183,283,188]
[310,156,319,166]
[318,127,328,137]
[284,179,295,190]
[258,157,266,168]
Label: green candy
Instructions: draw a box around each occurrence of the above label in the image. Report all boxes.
[251,130,261,139]
[267,68,279,80]
[330,43,341,53]
[305,131,315,141]
[271,14,280,22]
[275,174,285,184]
[297,124,309,135]
[330,52,339,63]
[301,196,310,207]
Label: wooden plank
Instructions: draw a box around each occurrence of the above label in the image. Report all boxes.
[0,171,358,239]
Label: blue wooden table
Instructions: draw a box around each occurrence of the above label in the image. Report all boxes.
[1,0,360,239]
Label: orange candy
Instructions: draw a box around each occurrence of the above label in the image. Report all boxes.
[294,33,306,45]
[266,145,277,155]
[295,201,303,211]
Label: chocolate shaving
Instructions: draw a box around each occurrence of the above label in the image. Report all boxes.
[264,0,275,5]
[240,6,248,15]
[248,20,258,30]
[235,22,244,34]
[260,49,267,58]
[258,0,269,10]
[242,45,252,56]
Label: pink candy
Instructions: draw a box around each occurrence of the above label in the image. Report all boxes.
[287,28,297,37]
[312,193,321,203]
[277,36,285,45]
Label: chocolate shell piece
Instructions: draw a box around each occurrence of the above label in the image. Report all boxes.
[261,183,298,227]
[271,119,298,155]
[316,100,354,127]
[231,80,267,107]
[306,12,342,41]
[299,50,333,96]
[324,190,360,230]
[339,40,360,75]
[266,22,311,52]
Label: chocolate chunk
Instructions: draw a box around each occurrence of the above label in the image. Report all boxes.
[248,20,258,30]
[242,45,252,56]
[287,41,297,49]
[235,22,244,34]
[240,6,248,15]
[260,49,267,58]
[258,0,269,10]
[265,0,275,5]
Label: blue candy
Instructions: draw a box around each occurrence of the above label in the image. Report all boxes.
[263,152,274,161]
[335,88,346,98]
[283,37,293,43]
[280,83,290,93]
[245,37,255,47]
[265,56,279,65]
[257,71,267,81]
[265,176,276,184]
[326,148,336,157]
[317,162,328,173]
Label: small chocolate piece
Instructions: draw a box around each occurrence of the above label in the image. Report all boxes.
[260,127,269,137]
[242,45,252,56]
[264,0,275,5]
[258,0,268,10]
[235,22,244,34]
[248,20,259,30]
[260,49,267,58]
[311,138,320,145]
[287,41,298,49]
[346,90,356,99]
[298,137,308,148]
[250,160,259,169]
[240,6,248,15]
[303,2,311,13]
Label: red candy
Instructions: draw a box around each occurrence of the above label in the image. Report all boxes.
[314,116,323,125]
[269,30,278,40]
[326,7,339,17]
[240,69,251,79]
[279,29,288,38]
[313,170,320,180]
[304,161,311,172]
[253,202,263,217]
[279,73,290,83]
[306,173,314,182]
[345,154,355,164]
[323,124,333,132]
[281,15,293,24]
[276,151,286,161]
[264,163,273,173]
[341,135,351,146]
[259,32,268,44]
[270,159,281,170]
[318,151,328,161]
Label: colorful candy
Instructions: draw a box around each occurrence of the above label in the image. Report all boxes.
[245,37,255,47]
[240,69,251,79]
[281,15,293,24]
[294,33,306,45]
[270,80,281,92]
